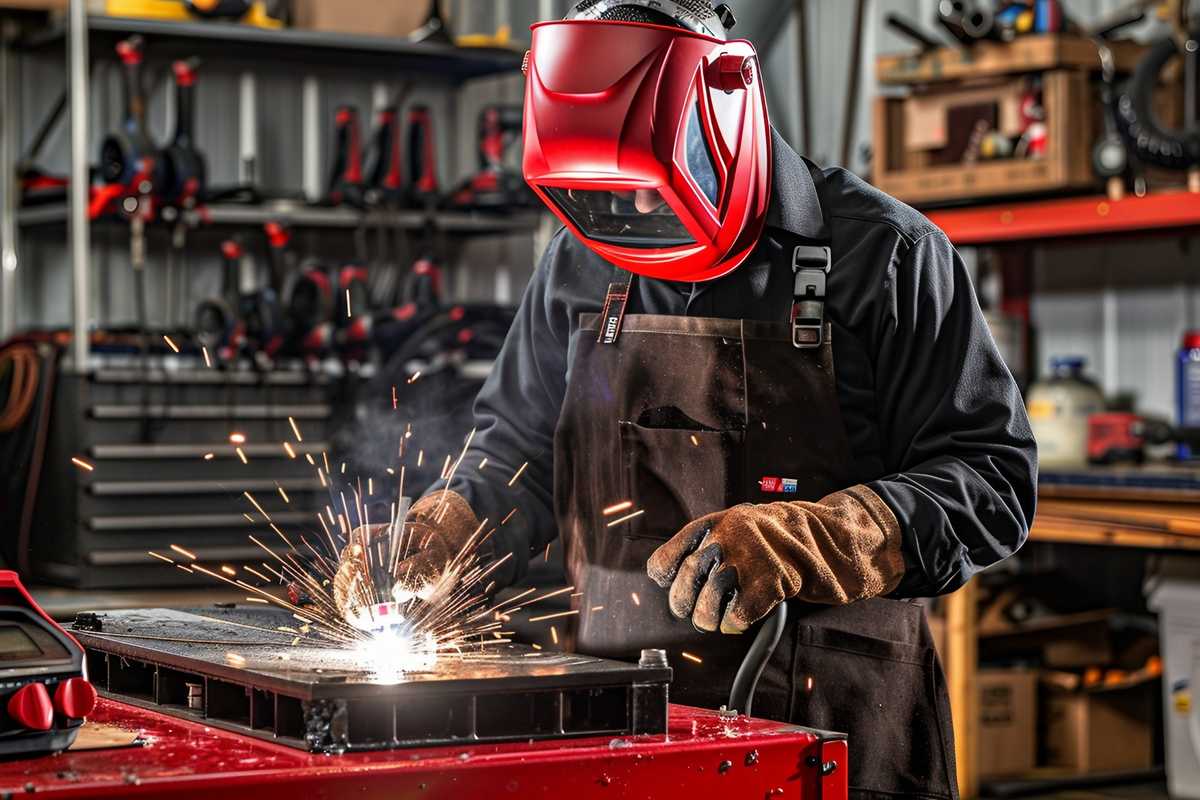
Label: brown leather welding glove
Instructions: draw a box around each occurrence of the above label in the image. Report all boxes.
[646,486,906,634]
[332,490,482,620]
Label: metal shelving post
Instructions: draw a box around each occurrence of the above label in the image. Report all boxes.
[0,19,17,340]
[68,0,90,370]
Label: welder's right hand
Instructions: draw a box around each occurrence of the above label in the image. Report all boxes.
[332,490,483,621]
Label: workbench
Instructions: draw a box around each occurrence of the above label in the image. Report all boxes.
[0,699,847,798]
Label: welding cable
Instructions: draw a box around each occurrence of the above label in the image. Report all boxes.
[727,602,788,717]
[16,345,59,575]
[0,344,40,433]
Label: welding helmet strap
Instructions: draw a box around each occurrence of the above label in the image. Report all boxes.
[791,245,831,349]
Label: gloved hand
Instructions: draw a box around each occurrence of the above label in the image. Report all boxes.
[646,486,905,634]
[333,489,482,622]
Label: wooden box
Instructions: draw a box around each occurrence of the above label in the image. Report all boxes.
[872,35,1152,207]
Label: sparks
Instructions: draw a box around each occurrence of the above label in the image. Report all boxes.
[229,432,246,445]
[71,457,94,472]
[202,345,212,367]
[236,447,249,464]
[550,626,559,645]
[170,544,198,561]
[283,442,296,459]
[407,371,421,384]
[289,416,303,442]
[220,565,237,576]
[203,452,214,460]
[602,500,633,516]
[606,509,645,527]
[148,551,174,564]
[527,609,580,623]
[690,434,699,447]
[479,458,488,469]
[346,289,352,318]
[630,592,640,607]
[277,485,290,504]
[508,461,529,487]
[681,651,703,664]
[162,335,180,353]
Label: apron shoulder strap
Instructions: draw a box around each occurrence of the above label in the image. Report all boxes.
[787,159,835,350]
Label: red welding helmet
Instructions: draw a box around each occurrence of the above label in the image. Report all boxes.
[522,1,772,283]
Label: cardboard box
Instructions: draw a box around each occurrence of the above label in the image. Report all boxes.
[1040,676,1156,773]
[978,669,1038,778]
[292,0,440,38]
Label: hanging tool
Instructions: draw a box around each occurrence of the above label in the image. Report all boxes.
[446,105,535,208]
[1110,11,1200,188]
[409,0,453,45]
[1090,13,1147,201]
[193,241,239,358]
[885,13,943,53]
[16,89,71,206]
[406,105,440,208]
[365,104,404,208]
[95,35,161,274]
[327,105,368,209]
[160,58,207,329]
[937,0,977,45]
[285,258,336,357]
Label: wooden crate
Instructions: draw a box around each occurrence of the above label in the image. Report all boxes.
[876,34,1145,87]
[871,35,1167,207]
[873,69,1094,206]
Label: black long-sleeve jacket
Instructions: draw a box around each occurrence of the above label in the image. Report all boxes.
[434,131,1037,597]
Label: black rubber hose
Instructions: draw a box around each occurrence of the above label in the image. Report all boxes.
[728,602,788,716]
[1114,32,1200,170]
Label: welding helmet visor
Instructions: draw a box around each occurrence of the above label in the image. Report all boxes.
[522,14,772,283]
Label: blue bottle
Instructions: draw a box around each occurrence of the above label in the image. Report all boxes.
[1178,331,1200,460]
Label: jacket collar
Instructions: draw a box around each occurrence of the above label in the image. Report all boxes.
[764,128,829,242]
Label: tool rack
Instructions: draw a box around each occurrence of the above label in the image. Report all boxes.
[0,2,537,357]
[0,1,542,588]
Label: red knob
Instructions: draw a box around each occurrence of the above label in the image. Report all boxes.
[8,683,54,731]
[54,677,97,720]
[709,54,754,92]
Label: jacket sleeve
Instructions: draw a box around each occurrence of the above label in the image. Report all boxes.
[427,232,574,588]
[866,231,1037,597]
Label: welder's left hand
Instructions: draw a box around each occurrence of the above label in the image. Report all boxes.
[645,486,906,634]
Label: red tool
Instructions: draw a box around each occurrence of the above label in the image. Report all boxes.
[365,105,404,207]
[0,570,95,756]
[93,35,161,221]
[446,105,536,209]
[326,105,367,209]
[406,105,439,207]
[1087,412,1200,464]
[159,58,206,212]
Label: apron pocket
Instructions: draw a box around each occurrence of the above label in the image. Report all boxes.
[793,625,955,800]
[617,421,744,541]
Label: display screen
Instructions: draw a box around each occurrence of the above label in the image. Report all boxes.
[0,626,43,661]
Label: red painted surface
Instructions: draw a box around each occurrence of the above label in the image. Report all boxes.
[0,699,847,799]
[928,190,1200,246]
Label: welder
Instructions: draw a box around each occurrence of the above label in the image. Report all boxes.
[341,2,1037,797]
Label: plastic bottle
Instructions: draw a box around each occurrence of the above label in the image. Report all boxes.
[1178,331,1200,460]
[1026,356,1105,469]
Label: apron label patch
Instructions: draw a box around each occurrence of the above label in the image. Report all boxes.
[597,282,631,345]
[759,476,799,493]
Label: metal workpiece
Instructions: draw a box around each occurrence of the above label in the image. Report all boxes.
[74,608,674,753]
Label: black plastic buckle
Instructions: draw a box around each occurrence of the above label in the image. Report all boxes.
[791,245,831,349]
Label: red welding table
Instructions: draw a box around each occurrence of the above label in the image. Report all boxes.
[0,699,847,798]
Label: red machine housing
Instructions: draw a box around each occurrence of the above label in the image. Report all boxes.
[522,19,772,282]
[0,699,847,799]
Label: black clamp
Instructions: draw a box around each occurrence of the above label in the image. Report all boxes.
[791,245,832,349]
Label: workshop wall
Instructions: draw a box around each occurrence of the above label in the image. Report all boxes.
[11,0,1195,416]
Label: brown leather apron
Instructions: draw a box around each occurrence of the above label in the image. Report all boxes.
[552,243,958,798]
